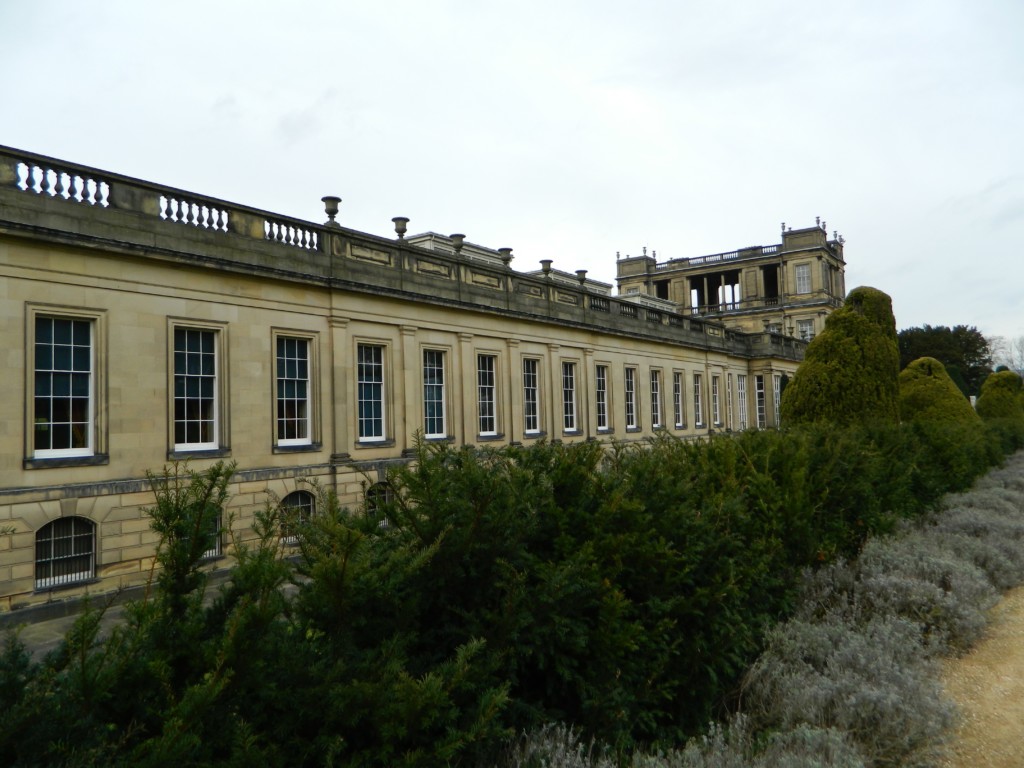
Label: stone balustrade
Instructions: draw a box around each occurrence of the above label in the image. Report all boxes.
[0,144,804,362]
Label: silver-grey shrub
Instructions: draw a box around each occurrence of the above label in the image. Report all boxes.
[743,615,954,766]
[631,716,864,768]
[855,532,997,654]
[494,723,616,768]
[925,505,1024,589]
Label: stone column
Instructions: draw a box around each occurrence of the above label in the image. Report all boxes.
[457,332,474,445]
[399,325,418,453]
[582,347,595,438]
[547,343,561,438]
[329,316,350,463]
[507,339,521,444]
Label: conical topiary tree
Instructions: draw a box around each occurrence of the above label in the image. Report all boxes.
[975,370,1024,421]
[780,286,900,426]
[898,357,980,425]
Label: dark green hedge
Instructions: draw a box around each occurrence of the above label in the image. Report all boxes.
[3,418,1023,766]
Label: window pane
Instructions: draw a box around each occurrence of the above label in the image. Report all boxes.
[34,316,93,457]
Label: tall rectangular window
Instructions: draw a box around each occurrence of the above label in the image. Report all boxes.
[773,373,783,426]
[523,358,540,434]
[357,344,385,441]
[624,367,637,429]
[34,316,93,457]
[478,354,497,436]
[562,361,577,431]
[650,370,663,428]
[795,263,811,294]
[174,328,218,450]
[711,375,721,426]
[423,349,446,438]
[673,371,685,428]
[595,365,609,431]
[693,372,704,427]
[276,336,310,445]
[755,375,767,428]
[797,319,814,341]
[737,374,748,430]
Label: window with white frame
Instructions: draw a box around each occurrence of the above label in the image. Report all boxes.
[562,361,577,431]
[737,374,748,430]
[357,344,386,441]
[673,371,685,428]
[693,372,705,427]
[596,364,609,431]
[35,516,95,589]
[477,354,497,436]
[650,370,663,428]
[711,375,721,426]
[624,367,638,429]
[423,349,447,438]
[755,375,767,428]
[797,319,814,341]
[173,327,219,450]
[523,358,540,434]
[773,373,783,426]
[795,263,811,294]
[33,315,94,457]
[276,336,311,446]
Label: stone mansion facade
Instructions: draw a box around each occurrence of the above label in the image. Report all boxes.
[0,145,830,612]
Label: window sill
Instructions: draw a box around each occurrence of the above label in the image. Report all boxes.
[424,436,455,443]
[625,426,642,433]
[34,576,100,595]
[477,433,505,442]
[167,447,232,461]
[25,454,109,470]
[522,431,547,441]
[597,428,614,435]
[355,438,395,449]
[273,442,323,454]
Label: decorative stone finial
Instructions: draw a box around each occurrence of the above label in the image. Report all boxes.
[540,259,553,275]
[322,196,341,228]
[450,233,465,255]
[497,247,513,267]
[576,269,588,286]
[392,216,409,239]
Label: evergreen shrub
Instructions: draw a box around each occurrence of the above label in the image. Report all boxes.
[780,287,900,426]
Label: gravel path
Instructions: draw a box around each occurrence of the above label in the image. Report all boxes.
[940,585,1024,768]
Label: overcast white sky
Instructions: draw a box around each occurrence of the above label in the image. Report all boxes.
[3,1,1022,341]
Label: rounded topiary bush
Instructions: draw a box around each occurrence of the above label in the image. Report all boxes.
[899,357,979,425]
[975,370,1024,420]
[780,287,900,426]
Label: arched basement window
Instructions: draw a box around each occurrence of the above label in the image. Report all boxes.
[365,482,394,529]
[35,516,95,590]
[281,489,315,542]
